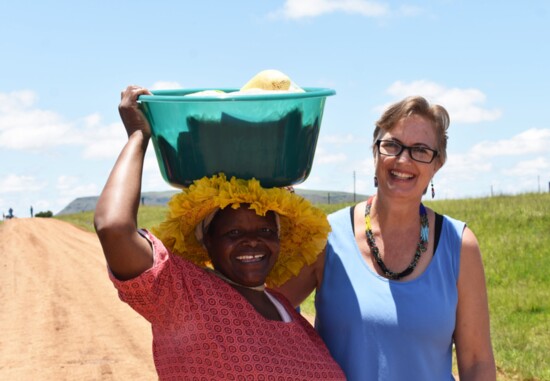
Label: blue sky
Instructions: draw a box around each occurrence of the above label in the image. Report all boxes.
[1,0,549,217]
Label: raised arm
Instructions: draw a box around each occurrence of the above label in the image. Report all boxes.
[94,85,154,280]
[454,227,496,380]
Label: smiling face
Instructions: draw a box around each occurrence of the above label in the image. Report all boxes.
[374,114,442,200]
[203,206,280,287]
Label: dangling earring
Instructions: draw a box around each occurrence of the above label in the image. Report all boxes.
[374,176,378,188]
[431,180,435,199]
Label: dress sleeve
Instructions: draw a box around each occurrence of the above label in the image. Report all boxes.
[108,230,178,322]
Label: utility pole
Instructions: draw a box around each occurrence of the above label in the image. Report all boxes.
[353,171,356,203]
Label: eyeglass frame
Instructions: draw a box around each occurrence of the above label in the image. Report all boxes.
[375,139,439,164]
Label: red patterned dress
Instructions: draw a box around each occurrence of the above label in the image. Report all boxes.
[109,230,345,381]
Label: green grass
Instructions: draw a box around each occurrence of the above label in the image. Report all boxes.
[56,210,95,231]
[55,205,171,233]
[56,193,550,380]
[423,194,550,380]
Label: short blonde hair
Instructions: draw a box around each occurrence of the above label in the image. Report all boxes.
[372,96,449,166]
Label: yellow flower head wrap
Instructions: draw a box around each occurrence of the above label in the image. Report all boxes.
[151,173,331,287]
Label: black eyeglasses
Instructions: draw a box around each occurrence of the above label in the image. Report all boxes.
[376,139,438,164]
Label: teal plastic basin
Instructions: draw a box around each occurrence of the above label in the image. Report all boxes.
[138,87,335,188]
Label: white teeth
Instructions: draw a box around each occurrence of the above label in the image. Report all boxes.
[236,254,265,262]
[391,170,413,179]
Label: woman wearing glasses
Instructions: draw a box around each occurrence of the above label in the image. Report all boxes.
[278,96,496,380]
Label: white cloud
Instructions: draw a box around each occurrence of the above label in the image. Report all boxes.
[314,145,348,164]
[471,128,550,157]
[0,90,37,112]
[396,5,423,17]
[143,149,161,171]
[507,157,550,177]
[0,174,46,193]
[0,90,82,151]
[383,80,502,123]
[56,175,98,203]
[323,133,356,144]
[0,119,74,150]
[83,138,125,159]
[80,116,126,159]
[272,0,389,19]
[150,81,184,90]
[357,157,375,175]
[0,89,171,161]
[444,152,492,180]
[0,109,76,149]
[434,128,550,198]
[317,152,348,164]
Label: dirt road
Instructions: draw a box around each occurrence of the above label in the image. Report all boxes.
[0,218,157,380]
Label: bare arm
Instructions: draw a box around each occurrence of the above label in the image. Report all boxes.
[454,227,496,380]
[94,85,154,280]
[275,249,326,308]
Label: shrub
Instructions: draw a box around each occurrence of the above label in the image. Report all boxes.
[35,211,53,218]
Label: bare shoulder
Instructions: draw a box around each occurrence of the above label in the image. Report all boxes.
[456,225,488,290]
[461,225,480,248]
[460,226,483,271]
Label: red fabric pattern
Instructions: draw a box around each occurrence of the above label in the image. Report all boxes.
[110,231,345,380]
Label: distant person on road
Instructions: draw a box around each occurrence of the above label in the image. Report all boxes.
[94,85,345,380]
[277,96,496,380]
[30,206,33,218]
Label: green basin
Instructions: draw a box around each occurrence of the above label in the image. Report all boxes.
[138,87,335,188]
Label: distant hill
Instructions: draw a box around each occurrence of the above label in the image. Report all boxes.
[56,189,368,215]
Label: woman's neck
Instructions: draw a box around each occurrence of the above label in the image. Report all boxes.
[208,269,283,321]
[208,269,266,292]
[371,194,422,230]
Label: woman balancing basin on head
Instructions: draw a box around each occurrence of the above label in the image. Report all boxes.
[94,72,344,380]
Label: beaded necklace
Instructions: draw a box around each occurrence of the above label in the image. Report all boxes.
[364,196,429,280]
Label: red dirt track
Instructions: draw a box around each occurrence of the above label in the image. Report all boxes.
[0,218,157,380]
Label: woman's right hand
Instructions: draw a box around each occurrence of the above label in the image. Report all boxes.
[118,85,152,138]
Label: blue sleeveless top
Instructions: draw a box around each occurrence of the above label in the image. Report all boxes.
[315,207,464,381]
